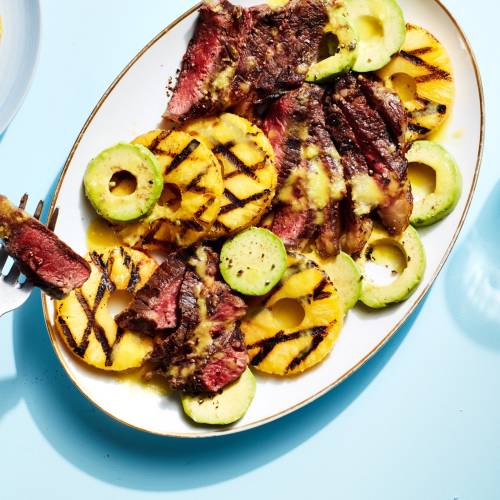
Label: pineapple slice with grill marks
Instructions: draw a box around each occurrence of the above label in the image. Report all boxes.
[242,253,343,376]
[181,113,277,238]
[117,130,223,248]
[377,24,454,142]
[55,247,157,371]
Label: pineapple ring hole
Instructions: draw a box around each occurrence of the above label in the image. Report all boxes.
[408,162,436,202]
[364,240,407,286]
[354,15,384,40]
[158,183,182,212]
[107,290,134,317]
[271,298,305,329]
[390,73,417,105]
[109,171,137,196]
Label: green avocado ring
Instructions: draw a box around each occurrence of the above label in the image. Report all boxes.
[84,143,163,224]
[356,225,426,309]
[306,2,359,83]
[407,140,462,227]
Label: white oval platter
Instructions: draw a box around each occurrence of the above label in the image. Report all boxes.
[42,0,483,437]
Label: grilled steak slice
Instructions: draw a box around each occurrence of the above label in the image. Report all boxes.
[0,195,90,299]
[329,73,413,235]
[269,204,315,251]
[357,75,408,151]
[166,0,327,122]
[115,253,186,335]
[232,0,328,104]
[323,97,376,254]
[340,195,374,256]
[316,200,343,258]
[262,94,302,188]
[150,247,248,394]
[164,0,252,122]
[264,84,346,255]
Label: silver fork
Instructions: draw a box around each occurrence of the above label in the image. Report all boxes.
[0,194,59,317]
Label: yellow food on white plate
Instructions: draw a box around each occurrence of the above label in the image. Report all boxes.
[55,247,157,371]
[242,253,343,376]
[117,129,224,248]
[377,23,454,141]
[181,113,277,238]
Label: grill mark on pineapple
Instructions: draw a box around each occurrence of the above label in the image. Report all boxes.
[146,130,170,152]
[268,264,313,299]
[212,220,230,232]
[219,188,271,215]
[165,139,200,174]
[408,123,431,135]
[185,171,206,191]
[194,197,215,219]
[406,46,432,56]
[75,288,113,366]
[182,218,205,232]
[90,251,115,292]
[249,327,327,367]
[58,316,80,352]
[286,327,328,372]
[127,262,141,292]
[312,278,331,300]
[213,144,258,180]
[114,326,125,346]
[399,50,451,81]
[120,247,131,269]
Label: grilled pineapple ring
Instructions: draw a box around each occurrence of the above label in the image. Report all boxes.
[242,253,343,376]
[377,24,454,142]
[55,247,157,371]
[118,130,223,248]
[182,113,277,238]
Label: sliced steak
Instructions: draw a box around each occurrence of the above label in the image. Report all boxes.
[264,83,346,255]
[357,74,408,151]
[340,195,374,256]
[164,0,252,122]
[150,247,248,394]
[115,253,187,335]
[328,73,413,235]
[232,0,328,103]
[0,195,90,299]
[165,0,328,122]
[323,96,375,254]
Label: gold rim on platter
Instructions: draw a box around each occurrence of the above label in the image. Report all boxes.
[41,0,484,438]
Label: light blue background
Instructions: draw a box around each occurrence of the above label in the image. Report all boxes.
[1,1,499,499]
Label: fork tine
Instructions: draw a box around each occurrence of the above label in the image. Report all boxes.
[48,207,59,231]
[19,193,28,210]
[3,262,21,285]
[0,245,8,274]
[33,200,44,220]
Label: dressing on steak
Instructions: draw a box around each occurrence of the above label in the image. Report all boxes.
[328,73,413,235]
[165,0,252,122]
[263,83,346,256]
[0,195,90,299]
[149,247,248,394]
[165,0,328,122]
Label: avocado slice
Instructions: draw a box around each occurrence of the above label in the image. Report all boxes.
[220,227,288,296]
[344,0,405,72]
[181,368,256,425]
[407,141,462,227]
[356,225,426,308]
[84,143,163,224]
[307,250,361,311]
[306,3,359,82]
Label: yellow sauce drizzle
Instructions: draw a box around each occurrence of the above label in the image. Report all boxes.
[86,218,121,252]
